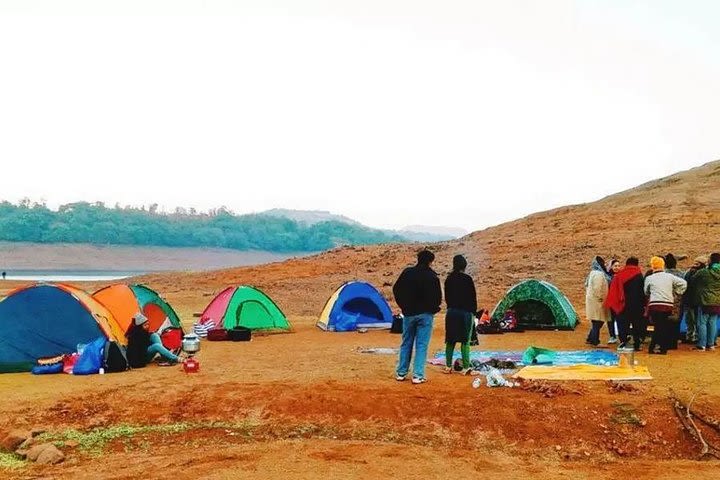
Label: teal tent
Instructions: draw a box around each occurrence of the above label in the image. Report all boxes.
[491,279,578,330]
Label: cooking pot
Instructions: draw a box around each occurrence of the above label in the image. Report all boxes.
[182,333,201,354]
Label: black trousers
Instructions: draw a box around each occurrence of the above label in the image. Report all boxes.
[616,312,633,345]
[632,315,648,350]
[649,311,671,353]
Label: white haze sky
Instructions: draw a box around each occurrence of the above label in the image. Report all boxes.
[0,1,718,232]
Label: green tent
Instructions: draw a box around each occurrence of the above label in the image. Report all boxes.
[199,286,291,331]
[491,279,578,330]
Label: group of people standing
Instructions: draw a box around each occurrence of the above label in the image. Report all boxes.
[390,248,720,385]
[586,253,720,354]
[392,250,477,384]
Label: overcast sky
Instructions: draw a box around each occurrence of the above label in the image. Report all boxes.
[0,1,718,232]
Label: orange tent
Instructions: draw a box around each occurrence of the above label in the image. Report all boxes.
[93,284,183,336]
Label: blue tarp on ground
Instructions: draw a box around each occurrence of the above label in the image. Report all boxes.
[431,349,619,366]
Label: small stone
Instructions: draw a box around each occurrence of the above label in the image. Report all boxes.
[35,445,64,465]
[65,440,79,448]
[555,445,562,451]
[1,430,30,452]
[26,443,53,462]
[17,437,35,450]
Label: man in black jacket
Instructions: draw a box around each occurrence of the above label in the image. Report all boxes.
[393,249,442,384]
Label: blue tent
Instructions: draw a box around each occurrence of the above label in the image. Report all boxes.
[0,284,120,373]
[317,281,393,332]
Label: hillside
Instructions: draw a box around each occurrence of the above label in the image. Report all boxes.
[141,160,720,317]
[262,208,464,241]
[261,209,361,226]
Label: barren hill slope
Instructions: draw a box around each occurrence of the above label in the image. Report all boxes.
[141,160,720,318]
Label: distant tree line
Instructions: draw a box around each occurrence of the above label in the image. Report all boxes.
[0,200,405,252]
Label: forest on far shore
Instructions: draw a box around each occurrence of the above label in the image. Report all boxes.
[0,200,405,252]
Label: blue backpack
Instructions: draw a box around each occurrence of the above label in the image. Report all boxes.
[73,336,106,375]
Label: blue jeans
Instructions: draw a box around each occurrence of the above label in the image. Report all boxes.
[697,311,719,348]
[396,313,434,379]
[147,332,180,363]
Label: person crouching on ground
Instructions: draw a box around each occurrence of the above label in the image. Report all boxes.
[585,256,611,347]
[393,249,442,384]
[693,252,720,351]
[605,257,646,351]
[644,256,687,354]
[126,313,182,368]
[443,255,477,375]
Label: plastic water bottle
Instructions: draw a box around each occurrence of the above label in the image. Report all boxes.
[99,368,105,375]
[472,377,482,389]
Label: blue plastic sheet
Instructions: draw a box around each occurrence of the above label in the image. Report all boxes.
[431,349,618,366]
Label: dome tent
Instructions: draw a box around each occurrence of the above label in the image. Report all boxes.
[199,286,290,331]
[491,279,578,330]
[317,281,393,332]
[0,283,123,373]
[93,284,183,336]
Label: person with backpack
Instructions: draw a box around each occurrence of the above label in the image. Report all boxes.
[644,256,687,354]
[585,256,611,347]
[605,257,646,350]
[693,252,720,351]
[443,255,477,375]
[126,313,182,368]
[393,249,442,384]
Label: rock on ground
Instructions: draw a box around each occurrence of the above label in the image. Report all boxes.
[0,430,30,452]
[26,443,65,465]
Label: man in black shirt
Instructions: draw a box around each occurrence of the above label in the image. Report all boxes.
[444,255,477,374]
[393,249,442,384]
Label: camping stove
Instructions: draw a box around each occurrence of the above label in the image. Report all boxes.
[181,333,201,373]
[182,356,200,373]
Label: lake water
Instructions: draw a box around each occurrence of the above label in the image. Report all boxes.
[0,270,147,282]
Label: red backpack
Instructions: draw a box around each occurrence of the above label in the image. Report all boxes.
[160,327,183,353]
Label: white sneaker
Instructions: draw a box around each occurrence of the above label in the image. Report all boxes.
[396,374,407,381]
[411,377,427,384]
[608,337,618,344]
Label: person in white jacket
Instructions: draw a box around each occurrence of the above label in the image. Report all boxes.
[644,256,687,354]
[585,256,611,346]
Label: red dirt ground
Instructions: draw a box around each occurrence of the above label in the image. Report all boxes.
[2,161,720,478]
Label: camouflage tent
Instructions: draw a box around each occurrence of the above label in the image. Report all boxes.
[491,279,578,330]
